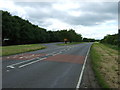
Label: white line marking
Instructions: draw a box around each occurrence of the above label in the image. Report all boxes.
[6,46,68,69]
[59,51,62,53]
[6,70,10,72]
[76,45,91,89]
[52,52,62,56]
[67,49,70,50]
[7,66,15,69]
[19,47,62,68]
[46,52,56,55]
[7,57,39,68]
[19,57,47,68]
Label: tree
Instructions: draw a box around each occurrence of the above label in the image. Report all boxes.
[100,34,118,45]
[2,10,85,46]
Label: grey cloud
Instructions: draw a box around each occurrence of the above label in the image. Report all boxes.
[59,2,118,26]
[62,11,116,26]
[15,2,52,8]
[14,2,118,26]
[80,2,118,14]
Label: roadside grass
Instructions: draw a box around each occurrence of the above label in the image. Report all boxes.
[1,44,46,56]
[103,44,119,51]
[90,43,119,88]
[57,42,84,46]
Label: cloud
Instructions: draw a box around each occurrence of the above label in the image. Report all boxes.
[55,2,118,26]
[0,0,118,39]
[13,1,118,26]
[75,20,118,39]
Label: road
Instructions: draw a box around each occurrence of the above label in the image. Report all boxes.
[2,42,92,88]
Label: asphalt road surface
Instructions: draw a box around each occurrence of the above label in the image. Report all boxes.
[2,42,93,88]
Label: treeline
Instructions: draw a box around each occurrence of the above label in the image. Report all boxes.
[83,38,96,42]
[100,32,119,45]
[2,10,95,46]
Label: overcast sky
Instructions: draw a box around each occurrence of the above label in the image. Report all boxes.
[0,0,118,39]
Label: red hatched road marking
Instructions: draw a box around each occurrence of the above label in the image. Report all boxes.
[2,53,46,60]
[44,54,85,64]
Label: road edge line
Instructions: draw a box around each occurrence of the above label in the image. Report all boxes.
[76,44,92,89]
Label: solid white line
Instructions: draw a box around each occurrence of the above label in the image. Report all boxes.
[7,49,63,68]
[76,45,91,89]
[19,57,47,68]
[6,46,69,69]
[7,57,39,67]
[19,50,63,68]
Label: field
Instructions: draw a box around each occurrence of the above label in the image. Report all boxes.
[1,44,46,56]
[90,43,119,88]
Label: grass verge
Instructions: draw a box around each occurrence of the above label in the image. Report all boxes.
[57,42,84,46]
[90,43,119,88]
[1,44,46,56]
[103,44,119,51]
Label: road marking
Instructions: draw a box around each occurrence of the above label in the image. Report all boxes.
[6,70,10,72]
[67,49,70,50]
[46,52,56,55]
[6,57,39,68]
[19,57,47,68]
[19,48,65,68]
[7,66,15,69]
[6,46,72,69]
[52,52,62,56]
[76,45,91,89]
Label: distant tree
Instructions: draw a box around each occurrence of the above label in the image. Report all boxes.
[83,38,95,42]
[100,33,118,45]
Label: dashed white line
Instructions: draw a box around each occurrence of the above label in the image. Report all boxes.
[46,52,57,55]
[6,70,10,72]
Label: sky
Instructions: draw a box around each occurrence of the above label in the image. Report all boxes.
[0,0,119,39]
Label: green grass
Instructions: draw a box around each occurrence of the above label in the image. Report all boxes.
[103,44,119,51]
[90,43,110,88]
[1,44,46,56]
[57,42,84,46]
